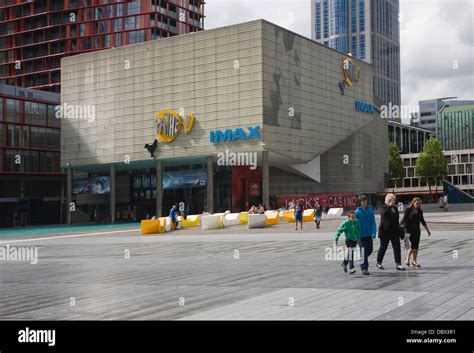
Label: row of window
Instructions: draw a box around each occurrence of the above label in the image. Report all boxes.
[0,98,60,127]
[402,175,474,188]
[0,149,61,173]
[0,124,60,149]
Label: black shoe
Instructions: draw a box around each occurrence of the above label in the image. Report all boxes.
[341,263,347,273]
[405,262,410,267]
[412,262,421,268]
[396,265,405,271]
[376,263,384,270]
[362,269,370,275]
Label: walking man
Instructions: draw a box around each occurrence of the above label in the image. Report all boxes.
[355,194,377,275]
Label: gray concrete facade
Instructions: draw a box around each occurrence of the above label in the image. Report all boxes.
[60,19,388,199]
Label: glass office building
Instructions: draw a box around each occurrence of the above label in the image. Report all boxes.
[387,120,432,154]
[437,104,474,151]
[0,0,205,92]
[311,0,400,111]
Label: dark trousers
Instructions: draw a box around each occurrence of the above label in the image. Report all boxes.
[359,237,373,270]
[377,233,401,265]
[343,239,358,269]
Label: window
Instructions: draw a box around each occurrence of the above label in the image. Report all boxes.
[6,99,20,123]
[315,3,321,39]
[351,0,357,33]
[323,0,329,37]
[359,0,365,31]
[359,35,365,60]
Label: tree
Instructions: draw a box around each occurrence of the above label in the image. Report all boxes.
[416,138,447,198]
[387,143,404,188]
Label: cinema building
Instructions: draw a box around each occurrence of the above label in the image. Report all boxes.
[60,20,388,223]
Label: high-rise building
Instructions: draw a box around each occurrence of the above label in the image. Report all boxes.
[0,0,205,92]
[311,0,400,111]
[416,97,474,135]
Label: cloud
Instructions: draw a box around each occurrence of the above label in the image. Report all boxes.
[205,0,474,122]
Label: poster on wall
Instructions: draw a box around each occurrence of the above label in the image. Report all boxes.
[248,181,261,197]
[163,170,207,190]
[73,177,110,194]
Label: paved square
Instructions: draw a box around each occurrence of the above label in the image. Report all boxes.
[0,212,472,320]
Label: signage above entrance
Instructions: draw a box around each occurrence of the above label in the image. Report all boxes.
[210,126,262,143]
[155,109,195,143]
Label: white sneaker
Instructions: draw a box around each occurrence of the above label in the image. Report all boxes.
[349,268,356,274]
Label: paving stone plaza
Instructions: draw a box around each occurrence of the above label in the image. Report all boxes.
[1,211,472,320]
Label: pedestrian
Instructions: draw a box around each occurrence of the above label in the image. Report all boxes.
[355,194,376,275]
[315,203,322,229]
[294,202,303,230]
[257,204,265,214]
[376,193,405,271]
[248,205,256,214]
[334,210,361,274]
[443,195,449,212]
[401,197,431,268]
[169,204,177,230]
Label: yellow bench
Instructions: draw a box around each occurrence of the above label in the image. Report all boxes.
[282,210,295,222]
[141,219,165,235]
[239,212,249,224]
[265,210,280,225]
[182,215,201,228]
[303,209,315,222]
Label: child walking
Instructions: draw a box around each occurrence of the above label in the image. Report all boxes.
[334,210,361,274]
[315,203,322,229]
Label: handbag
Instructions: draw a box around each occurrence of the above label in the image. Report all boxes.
[404,234,411,250]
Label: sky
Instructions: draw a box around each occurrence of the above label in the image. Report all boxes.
[204,0,474,122]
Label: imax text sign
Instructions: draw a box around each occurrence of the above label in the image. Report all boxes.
[355,100,374,114]
[210,126,262,143]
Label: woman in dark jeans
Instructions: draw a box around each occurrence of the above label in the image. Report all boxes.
[401,197,431,268]
[376,193,405,271]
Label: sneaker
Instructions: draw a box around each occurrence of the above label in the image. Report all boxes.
[376,263,384,270]
[349,268,356,274]
[341,263,347,273]
[396,265,405,271]
[362,269,370,275]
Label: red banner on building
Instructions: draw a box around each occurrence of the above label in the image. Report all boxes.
[278,193,357,210]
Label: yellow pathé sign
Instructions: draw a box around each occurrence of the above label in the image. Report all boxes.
[155,109,195,143]
[342,57,360,86]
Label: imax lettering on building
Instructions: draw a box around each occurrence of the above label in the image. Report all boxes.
[355,100,374,114]
[210,126,262,143]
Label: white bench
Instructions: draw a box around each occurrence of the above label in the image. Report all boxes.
[223,213,240,226]
[248,214,266,228]
[201,214,222,230]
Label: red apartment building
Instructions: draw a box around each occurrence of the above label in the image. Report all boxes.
[0,0,205,226]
